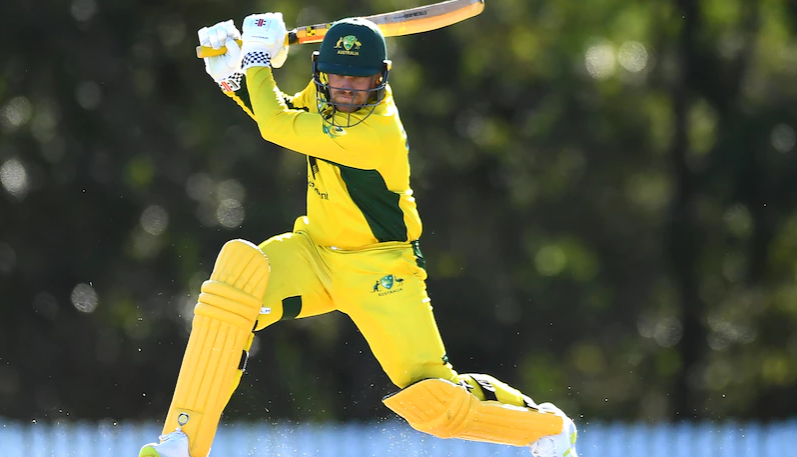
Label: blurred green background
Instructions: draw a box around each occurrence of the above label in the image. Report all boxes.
[1,0,796,428]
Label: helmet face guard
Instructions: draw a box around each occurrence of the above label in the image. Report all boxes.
[312,52,391,129]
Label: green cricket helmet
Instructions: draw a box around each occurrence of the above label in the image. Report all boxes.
[312,17,392,128]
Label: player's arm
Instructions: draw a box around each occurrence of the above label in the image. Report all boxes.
[196,20,291,121]
[246,67,382,169]
[222,77,308,121]
[239,13,383,170]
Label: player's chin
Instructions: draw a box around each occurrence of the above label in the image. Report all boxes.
[332,101,361,113]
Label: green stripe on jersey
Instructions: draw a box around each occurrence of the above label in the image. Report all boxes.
[335,163,408,242]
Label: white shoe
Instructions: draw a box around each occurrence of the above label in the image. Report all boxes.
[139,429,192,457]
[529,403,578,457]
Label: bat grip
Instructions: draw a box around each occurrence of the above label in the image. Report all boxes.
[287,30,298,45]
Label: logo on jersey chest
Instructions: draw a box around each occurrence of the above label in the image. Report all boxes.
[323,124,346,137]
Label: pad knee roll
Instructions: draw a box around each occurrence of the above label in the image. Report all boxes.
[382,378,563,447]
[196,239,271,328]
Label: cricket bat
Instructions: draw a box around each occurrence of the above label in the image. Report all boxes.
[196,0,485,58]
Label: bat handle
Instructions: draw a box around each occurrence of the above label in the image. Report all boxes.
[195,30,299,59]
[287,30,299,45]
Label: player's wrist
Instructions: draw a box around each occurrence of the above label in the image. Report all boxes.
[217,72,244,93]
[242,51,272,70]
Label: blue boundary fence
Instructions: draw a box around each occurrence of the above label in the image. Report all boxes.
[1,419,796,456]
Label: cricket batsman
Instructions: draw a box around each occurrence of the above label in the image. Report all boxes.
[139,12,578,457]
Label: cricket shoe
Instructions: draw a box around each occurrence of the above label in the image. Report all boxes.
[139,429,192,457]
[529,403,578,457]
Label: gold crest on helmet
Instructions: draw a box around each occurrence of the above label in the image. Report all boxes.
[335,35,362,55]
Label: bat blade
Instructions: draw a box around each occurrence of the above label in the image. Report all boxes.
[196,0,484,58]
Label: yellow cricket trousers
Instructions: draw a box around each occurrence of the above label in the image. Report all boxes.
[255,229,456,388]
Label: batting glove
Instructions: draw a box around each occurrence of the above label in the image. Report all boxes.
[241,13,289,70]
[198,20,244,92]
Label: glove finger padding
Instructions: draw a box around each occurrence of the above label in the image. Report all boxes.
[198,19,240,49]
[198,26,211,48]
[223,19,241,40]
[221,38,243,68]
[211,23,228,49]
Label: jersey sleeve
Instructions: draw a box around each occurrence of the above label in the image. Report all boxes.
[223,73,312,121]
[244,66,383,170]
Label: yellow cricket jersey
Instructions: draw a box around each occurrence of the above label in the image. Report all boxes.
[227,66,422,250]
